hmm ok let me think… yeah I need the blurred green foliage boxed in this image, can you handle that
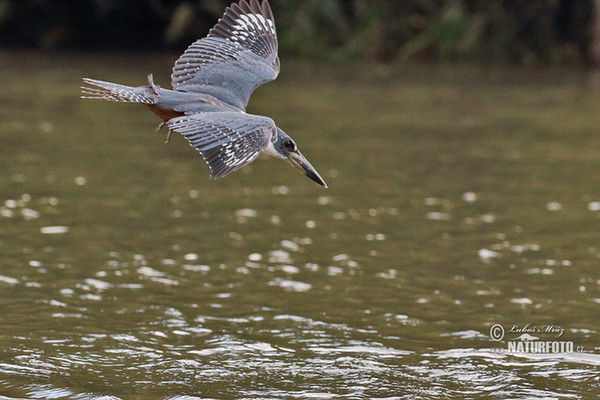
[0,0,594,65]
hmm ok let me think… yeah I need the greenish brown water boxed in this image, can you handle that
[0,51,599,399]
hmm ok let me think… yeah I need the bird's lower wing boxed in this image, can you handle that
[168,112,276,179]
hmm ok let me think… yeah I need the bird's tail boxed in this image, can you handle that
[81,74,159,104]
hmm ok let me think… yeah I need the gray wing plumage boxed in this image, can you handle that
[171,0,279,111]
[168,112,276,179]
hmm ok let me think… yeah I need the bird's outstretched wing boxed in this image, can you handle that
[168,112,276,179]
[171,0,279,111]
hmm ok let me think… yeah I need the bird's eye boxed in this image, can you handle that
[282,140,296,152]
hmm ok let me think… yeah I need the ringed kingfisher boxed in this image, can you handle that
[82,0,327,188]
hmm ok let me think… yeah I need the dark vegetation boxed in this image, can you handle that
[0,0,596,65]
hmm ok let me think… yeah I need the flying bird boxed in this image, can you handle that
[81,0,327,187]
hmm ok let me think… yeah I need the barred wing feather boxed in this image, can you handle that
[168,112,276,179]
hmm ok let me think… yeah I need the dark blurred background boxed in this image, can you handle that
[1,0,599,66]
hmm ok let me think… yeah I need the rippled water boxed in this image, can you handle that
[1,52,599,399]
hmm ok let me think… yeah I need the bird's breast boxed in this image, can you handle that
[145,104,185,121]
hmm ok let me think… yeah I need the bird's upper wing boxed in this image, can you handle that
[168,112,276,179]
[171,0,279,111]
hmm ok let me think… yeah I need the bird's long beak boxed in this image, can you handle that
[286,151,328,188]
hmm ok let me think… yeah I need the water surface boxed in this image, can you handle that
[0,52,599,399]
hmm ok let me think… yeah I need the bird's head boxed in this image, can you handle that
[268,128,328,188]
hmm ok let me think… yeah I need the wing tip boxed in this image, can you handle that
[208,0,276,40]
